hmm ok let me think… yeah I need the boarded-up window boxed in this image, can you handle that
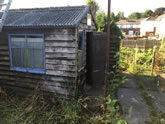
[9,34,45,74]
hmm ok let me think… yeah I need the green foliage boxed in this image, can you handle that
[153,7,165,16]
[86,0,99,16]
[120,47,154,74]
[128,12,142,19]
[160,37,165,51]
[0,89,127,124]
[126,7,165,19]
[96,11,123,38]
[103,96,127,124]
[110,12,118,22]
[142,10,154,18]
[107,53,128,96]
[116,11,125,22]
[96,10,107,32]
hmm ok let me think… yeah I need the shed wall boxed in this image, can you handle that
[77,12,97,67]
[0,28,77,97]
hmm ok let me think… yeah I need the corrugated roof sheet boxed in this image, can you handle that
[3,6,90,28]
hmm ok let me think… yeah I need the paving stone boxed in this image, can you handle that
[121,78,139,89]
[118,88,150,124]
[147,91,165,112]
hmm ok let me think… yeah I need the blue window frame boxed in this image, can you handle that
[8,34,45,74]
[78,31,85,69]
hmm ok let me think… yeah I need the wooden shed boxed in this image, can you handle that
[0,6,97,97]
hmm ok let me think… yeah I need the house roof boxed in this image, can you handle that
[116,19,146,25]
[147,14,165,21]
[3,6,90,29]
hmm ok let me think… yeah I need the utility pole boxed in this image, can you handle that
[104,0,111,108]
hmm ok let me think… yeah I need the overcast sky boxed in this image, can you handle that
[9,0,165,17]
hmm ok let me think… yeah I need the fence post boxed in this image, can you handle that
[151,47,156,75]
[144,39,147,50]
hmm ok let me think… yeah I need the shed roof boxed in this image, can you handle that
[3,5,90,29]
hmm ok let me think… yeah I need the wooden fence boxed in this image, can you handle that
[152,48,165,75]
[121,40,161,49]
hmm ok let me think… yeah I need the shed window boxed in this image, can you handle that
[9,34,45,74]
[78,31,85,69]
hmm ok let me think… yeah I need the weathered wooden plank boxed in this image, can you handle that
[0,66,10,70]
[46,59,76,65]
[46,64,76,71]
[45,47,76,53]
[0,46,9,50]
[0,51,9,55]
[0,56,10,61]
[41,85,71,96]
[43,81,74,88]
[0,72,76,83]
[47,76,75,83]
[0,75,75,88]
[0,61,10,66]
[45,34,75,41]
[46,53,76,59]
[0,80,37,89]
[45,41,76,47]
[46,70,76,77]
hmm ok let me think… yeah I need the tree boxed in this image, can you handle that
[116,11,125,21]
[110,12,117,22]
[96,11,123,38]
[142,10,153,18]
[104,20,123,38]
[86,0,99,18]
[128,12,142,19]
[153,7,165,16]
[96,11,107,32]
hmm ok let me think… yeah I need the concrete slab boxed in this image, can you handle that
[118,88,150,124]
[147,91,165,112]
[121,78,139,89]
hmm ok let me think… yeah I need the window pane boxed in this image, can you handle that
[11,48,22,67]
[33,49,44,69]
[27,36,43,49]
[11,36,26,47]
[22,48,33,68]
[78,32,83,50]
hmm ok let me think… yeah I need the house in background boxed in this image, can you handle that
[140,14,165,40]
[0,6,97,97]
[116,19,142,38]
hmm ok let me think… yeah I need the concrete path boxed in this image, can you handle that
[118,78,150,124]
[118,73,165,124]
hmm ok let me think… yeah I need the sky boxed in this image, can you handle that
[8,0,165,17]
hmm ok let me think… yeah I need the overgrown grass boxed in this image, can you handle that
[0,89,127,124]
[120,47,154,74]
